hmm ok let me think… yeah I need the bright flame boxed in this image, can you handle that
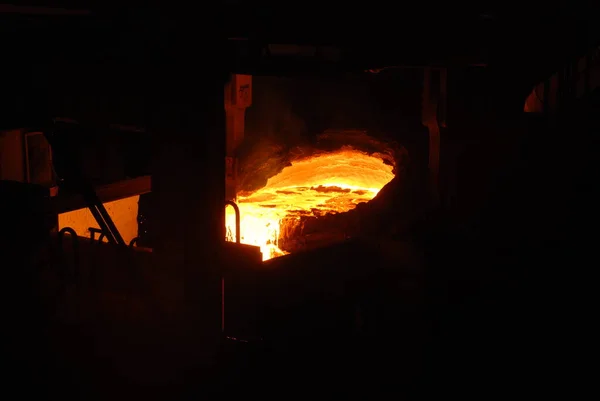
[226,148,394,260]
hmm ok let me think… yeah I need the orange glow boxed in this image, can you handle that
[225,148,394,260]
[58,195,140,244]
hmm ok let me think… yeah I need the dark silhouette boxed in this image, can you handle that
[1,3,598,400]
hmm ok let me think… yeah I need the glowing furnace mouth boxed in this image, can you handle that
[225,148,395,261]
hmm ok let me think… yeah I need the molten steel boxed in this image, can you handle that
[226,148,394,260]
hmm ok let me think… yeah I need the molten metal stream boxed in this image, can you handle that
[225,148,394,260]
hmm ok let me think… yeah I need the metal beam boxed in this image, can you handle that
[52,175,151,214]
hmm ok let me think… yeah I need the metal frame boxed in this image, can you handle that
[44,119,126,246]
[22,131,53,185]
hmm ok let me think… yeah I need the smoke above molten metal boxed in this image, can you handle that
[225,148,394,260]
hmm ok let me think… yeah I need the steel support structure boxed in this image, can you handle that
[422,67,447,206]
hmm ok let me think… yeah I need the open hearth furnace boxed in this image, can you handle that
[3,5,598,396]
[3,66,435,345]
[224,72,428,262]
[28,71,417,265]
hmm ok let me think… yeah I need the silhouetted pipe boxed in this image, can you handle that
[223,200,241,334]
[129,237,139,247]
[225,200,241,244]
[58,226,78,245]
[94,200,126,245]
[58,226,79,271]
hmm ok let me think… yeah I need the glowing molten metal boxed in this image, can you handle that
[226,148,394,260]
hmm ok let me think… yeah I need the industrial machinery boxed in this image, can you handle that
[1,3,599,398]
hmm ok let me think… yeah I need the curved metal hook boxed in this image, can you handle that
[225,200,241,244]
[58,226,80,272]
[129,237,139,247]
[58,226,77,243]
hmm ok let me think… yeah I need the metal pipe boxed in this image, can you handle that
[86,204,116,243]
[58,226,78,245]
[223,200,242,334]
[95,200,125,245]
[82,188,125,245]
[58,226,80,274]
[225,200,241,244]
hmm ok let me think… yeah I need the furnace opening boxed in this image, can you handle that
[226,147,395,260]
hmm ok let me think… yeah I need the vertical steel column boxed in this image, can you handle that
[147,11,226,373]
[224,74,252,201]
[422,67,447,206]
